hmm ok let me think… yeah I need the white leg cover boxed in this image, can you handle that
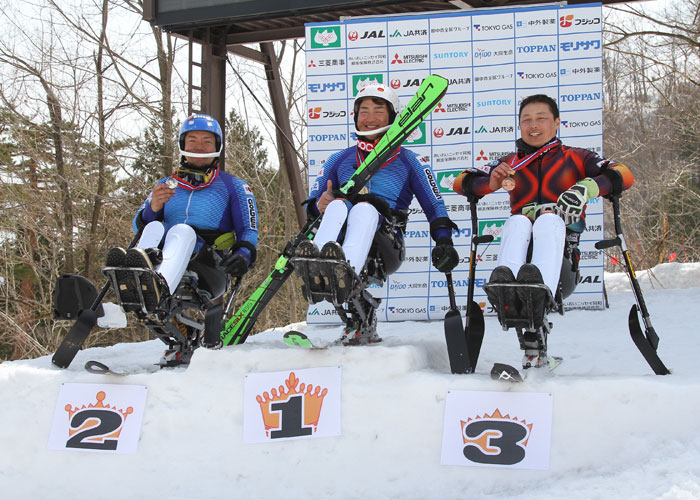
[137,221,165,249]
[313,199,348,250]
[343,202,379,274]
[496,215,532,276]
[530,213,566,294]
[158,224,197,294]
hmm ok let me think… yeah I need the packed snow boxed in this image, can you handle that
[1,262,699,500]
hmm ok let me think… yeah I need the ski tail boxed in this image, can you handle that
[221,75,450,346]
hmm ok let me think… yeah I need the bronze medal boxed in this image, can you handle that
[501,170,515,191]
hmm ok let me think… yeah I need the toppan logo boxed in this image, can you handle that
[517,44,556,54]
[309,133,347,142]
[310,27,341,48]
[561,92,601,102]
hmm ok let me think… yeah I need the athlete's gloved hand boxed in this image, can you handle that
[556,178,600,225]
[221,253,249,278]
[431,238,459,273]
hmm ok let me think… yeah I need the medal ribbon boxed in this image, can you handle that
[355,141,400,174]
[508,138,561,172]
[172,166,220,191]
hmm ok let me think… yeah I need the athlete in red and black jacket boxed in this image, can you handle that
[452,94,634,364]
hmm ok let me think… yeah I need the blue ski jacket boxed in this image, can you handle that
[308,145,454,242]
[134,170,258,263]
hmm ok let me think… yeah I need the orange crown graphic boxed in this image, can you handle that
[460,408,533,450]
[65,391,133,440]
[256,372,328,436]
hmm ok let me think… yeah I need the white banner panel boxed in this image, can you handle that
[243,367,342,443]
[441,390,554,469]
[305,3,605,324]
[48,383,148,454]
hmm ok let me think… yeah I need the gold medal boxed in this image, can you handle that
[501,170,515,191]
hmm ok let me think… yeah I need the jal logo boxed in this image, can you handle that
[348,30,385,41]
[578,275,602,284]
[446,126,470,136]
[390,79,401,89]
[433,127,445,138]
[310,26,341,48]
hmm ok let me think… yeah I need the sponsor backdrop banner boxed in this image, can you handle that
[305,3,604,324]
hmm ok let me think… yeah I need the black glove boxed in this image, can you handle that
[431,238,459,273]
[221,253,249,278]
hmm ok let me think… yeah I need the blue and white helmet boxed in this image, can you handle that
[178,113,223,159]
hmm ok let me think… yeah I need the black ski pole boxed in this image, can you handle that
[595,194,670,375]
[464,194,493,371]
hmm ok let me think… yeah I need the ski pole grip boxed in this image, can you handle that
[595,237,621,250]
[473,235,494,245]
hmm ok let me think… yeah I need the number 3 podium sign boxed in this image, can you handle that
[243,367,342,443]
[48,383,147,454]
[440,390,553,470]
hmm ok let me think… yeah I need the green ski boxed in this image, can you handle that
[221,74,449,345]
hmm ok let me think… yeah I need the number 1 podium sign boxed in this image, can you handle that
[243,367,342,443]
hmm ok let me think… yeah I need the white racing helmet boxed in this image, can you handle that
[353,84,402,137]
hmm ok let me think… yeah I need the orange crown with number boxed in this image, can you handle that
[256,372,328,435]
[65,391,133,439]
[460,408,533,448]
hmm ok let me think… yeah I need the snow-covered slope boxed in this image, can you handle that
[1,263,699,500]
